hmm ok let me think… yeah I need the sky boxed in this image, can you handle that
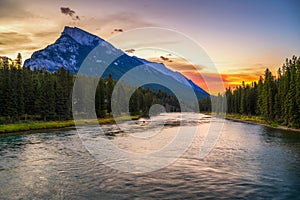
[0,0,299,93]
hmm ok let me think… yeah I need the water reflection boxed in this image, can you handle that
[0,114,299,199]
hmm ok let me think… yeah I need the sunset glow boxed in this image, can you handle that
[1,0,299,93]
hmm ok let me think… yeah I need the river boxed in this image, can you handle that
[0,113,299,199]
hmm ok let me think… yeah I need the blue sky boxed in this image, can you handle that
[0,0,299,89]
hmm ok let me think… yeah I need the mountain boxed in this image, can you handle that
[24,27,106,73]
[24,26,209,99]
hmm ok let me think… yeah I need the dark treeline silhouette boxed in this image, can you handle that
[3,54,297,127]
[197,56,300,128]
[224,56,300,128]
[0,54,180,124]
[0,54,73,123]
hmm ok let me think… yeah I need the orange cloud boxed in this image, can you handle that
[183,71,260,93]
[148,57,204,72]
[160,56,169,61]
[221,73,261,88]
[148,56,262,94]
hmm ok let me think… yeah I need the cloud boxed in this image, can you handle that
[186,72,261,93]
[60,7,80,20]
[0,31,34,55]
[187,72,262,94]
[0,0,32,18]
[33,30,60,38]
[148,57,205,72]
[125,48,135,53]
[221,73,259,84]
[160,56,169,61]
[111,28,123,34]
[114,28,123,32]
[159,54,174,62]
[146,56,214,91]
[147,56,260,93]
[60,7,75,16]
[0,32,32,46]
[81,12,156,37]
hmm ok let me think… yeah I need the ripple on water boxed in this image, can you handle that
[0,113,300,199]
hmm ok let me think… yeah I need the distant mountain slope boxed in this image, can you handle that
[24,26,209,98]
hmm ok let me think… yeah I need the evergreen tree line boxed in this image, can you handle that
[73,73,180,119]
[0,54,180,124]
[0,57,74,123]
[2,54,298,127]
[224,56,300,128]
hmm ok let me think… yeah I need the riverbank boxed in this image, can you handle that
[225,114,300,132]
[0,115,140,134]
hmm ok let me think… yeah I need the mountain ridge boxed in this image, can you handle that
[24,26,209,98]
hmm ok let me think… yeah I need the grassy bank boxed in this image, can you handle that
[225,114,300,132]
[0,115,140,134]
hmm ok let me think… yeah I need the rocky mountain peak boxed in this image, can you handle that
[61,26,103,46]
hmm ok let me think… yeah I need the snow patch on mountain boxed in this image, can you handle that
[62,26,103,46]
[24,26,209,98]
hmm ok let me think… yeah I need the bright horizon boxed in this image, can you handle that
[1,0,300,93]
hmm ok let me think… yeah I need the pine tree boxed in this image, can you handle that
[55,68,70,120]
[23,66,35,118]
[257,76,264,116]
[54,79,65,120]
[2,60,16,122]
[16,65,24,120]
[285,58,297,126]
[295,57,300,127]
[0,60,3,118]
[95,78,106,118]
[240,81,246,114]
[38,72,56,120]
[130,90,139,115]
[106,74,114,115]
[113,82,126,116]
[16,53,22,67]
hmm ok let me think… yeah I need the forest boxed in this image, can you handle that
[197,56,300,128]
[0,54,299,128]
[223,56,300,128]
[0,54,179,124]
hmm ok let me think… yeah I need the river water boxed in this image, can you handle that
[0,113,299,199]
